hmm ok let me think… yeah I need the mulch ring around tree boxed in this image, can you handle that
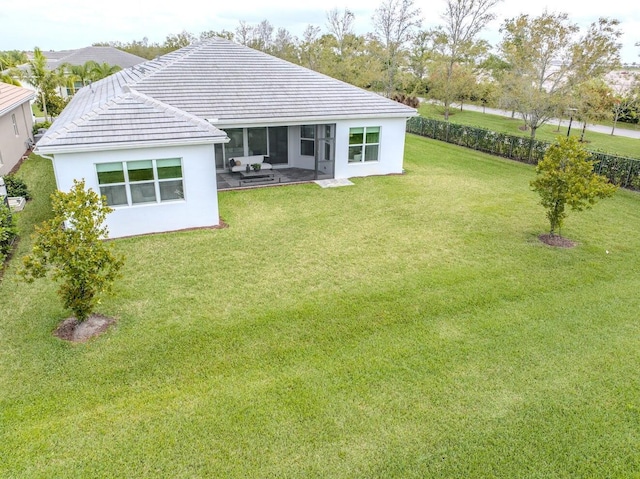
[54,314,116,342]
[538,234,577,248]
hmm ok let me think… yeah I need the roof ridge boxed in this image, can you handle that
[127,42,206,87]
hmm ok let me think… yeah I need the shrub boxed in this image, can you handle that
[0,203,17,263]
[3,174,31,200]
[32,121,52,136]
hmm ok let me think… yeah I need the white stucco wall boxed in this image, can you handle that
[0,102,34,175]
[334,117,408,179]
[51,143,219,238]
[216,117,409,179]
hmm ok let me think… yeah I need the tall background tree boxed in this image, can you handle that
[499,13,621,140]
[372,0,422,97]
[428,0,501,120]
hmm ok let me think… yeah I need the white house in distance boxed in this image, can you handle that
[35,38,417,238]
[0,83,35,175]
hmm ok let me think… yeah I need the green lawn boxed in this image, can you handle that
[2,138,640,478]
[420,103,640,159]
[31,102,44,118]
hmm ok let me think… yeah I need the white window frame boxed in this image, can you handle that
[300,125,315,157]
[96,158,185,207]
[11,114,19,136]
[348,126,380,163]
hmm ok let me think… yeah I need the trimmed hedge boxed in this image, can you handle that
[407,116,640,191]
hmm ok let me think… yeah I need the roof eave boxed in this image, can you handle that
[213,110,418,127]
[35,135,229,155]
[0,92,36,116]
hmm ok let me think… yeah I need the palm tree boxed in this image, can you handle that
[89,62,122,81]
[0,50,26,86]
[26,47,67,122]
[69,62,95,90]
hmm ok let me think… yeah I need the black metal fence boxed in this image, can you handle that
[406,116,640,191]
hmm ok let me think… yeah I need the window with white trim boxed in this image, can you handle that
[11,114,19,136]
[96,158,184,207]
[300,125,315,156]
[348,126,380,163]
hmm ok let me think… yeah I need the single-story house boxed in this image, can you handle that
[0,83,35,175]
[35,38,417,238]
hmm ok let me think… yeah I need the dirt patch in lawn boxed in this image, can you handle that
[538,234,576,248]
[54,314,116,342]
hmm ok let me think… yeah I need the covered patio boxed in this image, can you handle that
[216,167,330,190]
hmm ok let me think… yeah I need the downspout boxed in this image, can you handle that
[36,151,61,191]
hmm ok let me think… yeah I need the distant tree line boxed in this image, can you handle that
[3,0,639,130]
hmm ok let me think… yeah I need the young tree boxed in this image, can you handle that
[21,180,124,322]
[372,0,422,97]
[531,137,617,236]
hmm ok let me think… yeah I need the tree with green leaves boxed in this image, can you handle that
[531,136,617,236]
[21,180,124,322]
[163,30,197,53]
[571,78,615,142]
[429,0,501,120]
[499,14,621,140]
[0,50,26,86]
[26,47,69,121]
[89,61,122,81]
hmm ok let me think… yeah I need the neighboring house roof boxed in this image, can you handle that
[39,46,146,70]
[0,82,35,116]
[37,38,416,153]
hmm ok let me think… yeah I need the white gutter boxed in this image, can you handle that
[211,111,418,127]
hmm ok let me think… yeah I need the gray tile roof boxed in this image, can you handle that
[0,83,35,116]
[42,47,146,69]
[38,86,226,149]
[37,38,416,152]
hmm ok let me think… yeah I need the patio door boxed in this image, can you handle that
[316,124,335,179]
[268,126,288,165]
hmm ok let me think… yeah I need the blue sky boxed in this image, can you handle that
[2,0,639,63]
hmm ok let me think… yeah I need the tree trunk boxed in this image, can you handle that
[40,90,49,123]
[580,121,587,142]
[611,112,619,135]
